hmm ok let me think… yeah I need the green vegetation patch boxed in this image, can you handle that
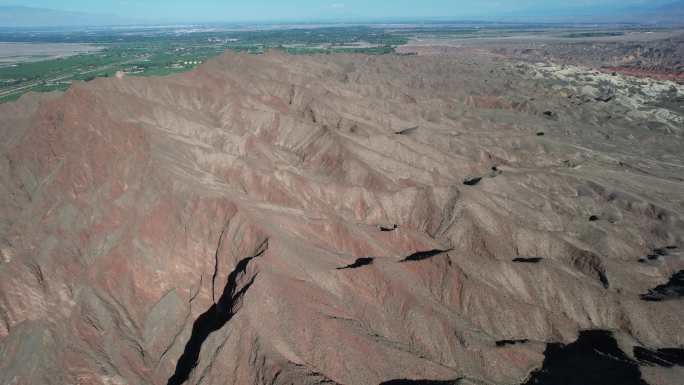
[0,26,411,103]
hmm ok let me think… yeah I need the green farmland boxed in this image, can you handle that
[0,26,407,103]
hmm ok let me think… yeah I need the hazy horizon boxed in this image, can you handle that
[0,0,682,26]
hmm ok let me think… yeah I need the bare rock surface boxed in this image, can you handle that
[397,31,684,83]
[1,50,684,385]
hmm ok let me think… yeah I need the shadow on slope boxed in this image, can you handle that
[521,330,647,385]
[167,245,266,385]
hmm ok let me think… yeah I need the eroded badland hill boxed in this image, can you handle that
[1,50,683,385]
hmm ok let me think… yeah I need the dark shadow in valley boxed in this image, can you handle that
[337,257,374,270]
[463,177,482,186]
[639,246,677,263]
[395,126,418,135]
[496,339,529,347]
[167,247,266,385]
[513,257,543,263]
[380,379,461,385]
[597,269,610,289]
[542,110,557,120]
[401,249,453,262]
[521,330,648,385]
[640,270,684,302]
[634,346,684,367]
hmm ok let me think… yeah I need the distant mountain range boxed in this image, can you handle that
[1,2,684,27]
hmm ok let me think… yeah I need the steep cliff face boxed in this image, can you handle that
[0,51,683,385]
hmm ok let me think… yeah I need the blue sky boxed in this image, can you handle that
[0,0,675,22]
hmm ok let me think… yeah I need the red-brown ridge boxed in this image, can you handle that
[1,50,683,385]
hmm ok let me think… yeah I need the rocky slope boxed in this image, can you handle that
[398,32,684,83]
[0,50,683,385]
[490,34,684,82]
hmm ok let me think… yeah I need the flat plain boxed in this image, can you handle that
[0,42,101,65]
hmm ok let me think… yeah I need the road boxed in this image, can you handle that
[0,58,141,99]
